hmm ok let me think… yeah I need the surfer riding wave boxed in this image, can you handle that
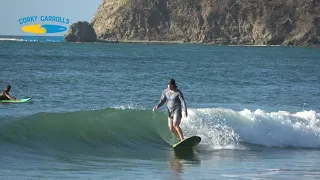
[153,79,188,142]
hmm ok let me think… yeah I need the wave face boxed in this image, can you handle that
[1,108,320,156]
[0,108,171,156]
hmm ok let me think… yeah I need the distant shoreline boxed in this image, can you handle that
[96,38,266,46]
[0,35,318,47]
[97,39,185,44]
[95,38,319,47]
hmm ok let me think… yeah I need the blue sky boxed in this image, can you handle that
[0,0,102,35]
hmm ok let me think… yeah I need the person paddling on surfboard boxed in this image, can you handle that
[0,85,17,101]
[153,79,188,142]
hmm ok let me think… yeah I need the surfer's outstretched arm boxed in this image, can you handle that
[153,90,167,111]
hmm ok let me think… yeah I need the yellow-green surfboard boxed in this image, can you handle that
[0,98,32,103]
[173,136,201,149]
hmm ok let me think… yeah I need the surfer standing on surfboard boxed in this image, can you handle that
[0,85,17,101]
[153,79,188,142]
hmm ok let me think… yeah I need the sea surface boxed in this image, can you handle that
[1,39,320,179]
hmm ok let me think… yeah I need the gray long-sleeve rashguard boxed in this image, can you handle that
[156,88,187,117]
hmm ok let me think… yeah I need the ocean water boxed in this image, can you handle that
[1,40,320,179]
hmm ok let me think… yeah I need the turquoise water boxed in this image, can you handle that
[1,41,320,179]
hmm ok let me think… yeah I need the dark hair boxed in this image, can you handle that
[6,85,11,90]
[168,79,176,85]
[168,79,177,88]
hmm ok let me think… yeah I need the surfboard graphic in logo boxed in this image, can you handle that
[21,24,67,34]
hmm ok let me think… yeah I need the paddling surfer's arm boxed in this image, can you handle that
[4,92,17,100]
[153,90,167,111]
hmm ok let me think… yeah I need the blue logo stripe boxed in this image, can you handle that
[41,24,67,33]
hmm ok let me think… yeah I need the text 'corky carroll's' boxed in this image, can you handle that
[19,16,70,25]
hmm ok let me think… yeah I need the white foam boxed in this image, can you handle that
[111,103,145,110]
[182,108,320,150]
[0,38,23,42]
[182,108,244,150]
